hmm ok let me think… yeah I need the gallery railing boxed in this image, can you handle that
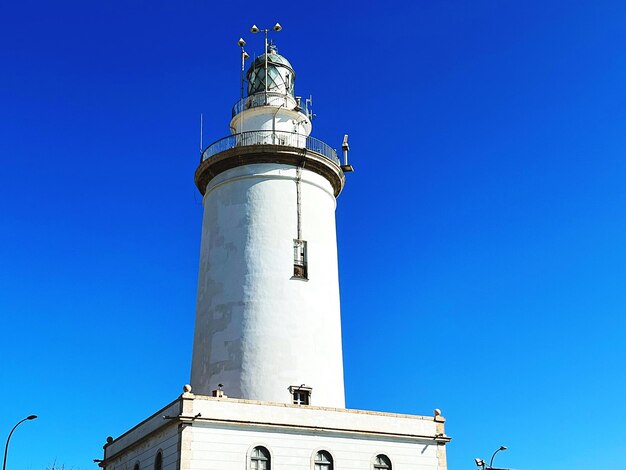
[200,130,340,166]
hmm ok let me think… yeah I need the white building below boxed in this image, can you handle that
[102,388,449,470]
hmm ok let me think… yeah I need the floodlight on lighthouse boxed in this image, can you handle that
[246,23,283,97]
[238,38,250,101]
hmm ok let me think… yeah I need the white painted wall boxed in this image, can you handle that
[183,397,445,470]
[230,106,312,136]
[104,396,448,470]
[187,425,440,470]
[190,163,345,407]
[104,400,181,470]
[188,396,440,438]
[105,423,179,470]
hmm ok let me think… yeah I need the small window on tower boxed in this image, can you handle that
[293,239,308,279]
[289,385,312,405]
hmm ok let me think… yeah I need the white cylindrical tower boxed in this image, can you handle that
[191,41,347,408]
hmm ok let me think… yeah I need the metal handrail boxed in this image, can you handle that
[200,130,340,166]
[232,92,299,117]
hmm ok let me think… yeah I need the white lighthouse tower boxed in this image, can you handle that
[99,27,450,470]
[190,30,347,408]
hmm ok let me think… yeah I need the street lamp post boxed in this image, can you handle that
[489,445,508,469]
[474,445,508,470]
[2,415,37,470]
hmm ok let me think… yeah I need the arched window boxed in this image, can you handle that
[373,455,391,470]
[314,451,333,470]
[250,446,270,470]
[154,451,162,470]
[133,463,140,470]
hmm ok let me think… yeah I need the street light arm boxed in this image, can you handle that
[489,446,507,469]
[3,416,37,470]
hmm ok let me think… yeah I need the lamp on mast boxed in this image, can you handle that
[250,23,282,103]
[237,38,249,101]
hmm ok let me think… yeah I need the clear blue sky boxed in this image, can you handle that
[1,1,625,469]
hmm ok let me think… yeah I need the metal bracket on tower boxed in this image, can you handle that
[305,95,316,121]
[341,134,354,173]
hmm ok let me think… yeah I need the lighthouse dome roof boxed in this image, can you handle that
[257,50,293,69]
[246,45,296,97]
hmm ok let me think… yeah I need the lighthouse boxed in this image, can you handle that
[99,26,450,470]
[190,31,347,408]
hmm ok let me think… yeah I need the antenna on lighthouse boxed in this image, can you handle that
[305,95,316,120]
[199,113,203,153]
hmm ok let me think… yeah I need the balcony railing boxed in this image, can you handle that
[232,92,300,117]
[200,130,340,166]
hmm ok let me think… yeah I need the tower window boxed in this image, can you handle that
[314,451,333,470]
[293,239,308,279]
[373,455,391,470]
[134,463,140,470]
[250,446,270,470]
[289,385,312,405]
[154,451,162,470]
